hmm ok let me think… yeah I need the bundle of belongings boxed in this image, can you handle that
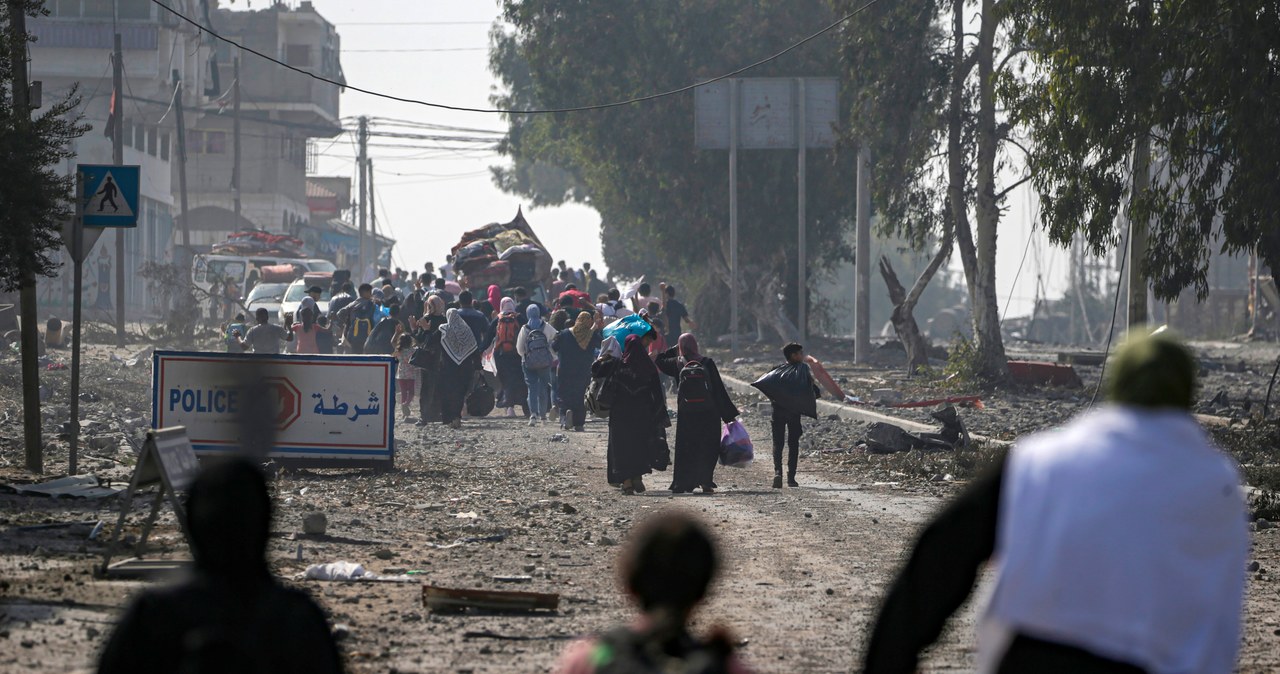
[211,230,307,257]
[450,209,553,289]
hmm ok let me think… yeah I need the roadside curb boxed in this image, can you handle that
[720,373,1012,448]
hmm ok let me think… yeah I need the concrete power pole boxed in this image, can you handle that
[232,56,241,224]
[112,32,125,347]
[357,116,368,282]
[8,0,42,472]
[1127,134,1151,330]
[172,71,190,249]
[854,145,871,363]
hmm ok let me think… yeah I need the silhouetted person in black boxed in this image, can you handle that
[98,459,344,674]
[97,176,119,212]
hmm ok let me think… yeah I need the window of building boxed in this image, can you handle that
[117,0,150,20]
[205,131,226,154]
[147,126,158,156]
[160,133,170,161]
[285,45,312,68]
[133,123,145,150]
[51,0,81,18]
[83,0,112,18]
[186,129,202,154]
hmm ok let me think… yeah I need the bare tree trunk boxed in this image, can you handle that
[879,237,951,374]
[970,0,1010,381]
[949,0,978,303]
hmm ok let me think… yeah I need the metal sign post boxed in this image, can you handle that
[695,78,838,351]
[63,173,103,475]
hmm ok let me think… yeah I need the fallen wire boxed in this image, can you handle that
[1088,222,1133,407]
[1264,356,1280,418]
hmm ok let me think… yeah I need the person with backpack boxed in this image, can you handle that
[335,283,377,354]
[490,297,529,418]
[656,333,740,494]
[98,459,344,674]
[363,304,402,355]
[517,304,557,426]
[553,512,753,674]
[553,311,603,431]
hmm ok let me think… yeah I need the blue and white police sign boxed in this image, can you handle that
[79,164,140,228]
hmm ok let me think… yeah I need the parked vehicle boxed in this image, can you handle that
[278,274,333,325]
[244,282,290,320]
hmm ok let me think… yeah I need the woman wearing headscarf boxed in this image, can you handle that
[591,331,669,494]
[517,304,558,426]
[488,296,528,418]
[656,333,739,494]
[431,308,481,429]
[486,284,502,315]
[552,311,603,431]
[411,295,448,425]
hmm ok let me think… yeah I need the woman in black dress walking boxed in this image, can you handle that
[656,333,739,494]
[591,331,668,494]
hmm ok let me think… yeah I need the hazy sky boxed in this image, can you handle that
[300,0,1068,319]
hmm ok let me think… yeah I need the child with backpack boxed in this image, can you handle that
[655,333,739,494]
[517,304,558,426]
[553,512,754,674]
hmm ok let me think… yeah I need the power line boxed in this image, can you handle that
[344,47,487,53]
[152,0,884,115]
[335,21,492,26]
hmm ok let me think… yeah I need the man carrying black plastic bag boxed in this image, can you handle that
[751,343,819,489]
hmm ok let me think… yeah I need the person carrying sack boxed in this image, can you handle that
[751,343,819,489]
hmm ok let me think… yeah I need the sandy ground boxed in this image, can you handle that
[2,339,1280,672]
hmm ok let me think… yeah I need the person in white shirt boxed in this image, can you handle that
[863,329,1248,674]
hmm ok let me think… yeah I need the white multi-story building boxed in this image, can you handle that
[31,0,209,316]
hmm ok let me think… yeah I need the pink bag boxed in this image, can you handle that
[719,420,754,468]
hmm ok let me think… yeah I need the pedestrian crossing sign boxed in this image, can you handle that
[79,164,140,227]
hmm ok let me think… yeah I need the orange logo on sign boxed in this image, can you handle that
[261,377,302,430]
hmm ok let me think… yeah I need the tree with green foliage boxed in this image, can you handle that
[838,0,1022,381]
[489,1,855,340]
[1,1,86,292]
[1005,0,1280,301]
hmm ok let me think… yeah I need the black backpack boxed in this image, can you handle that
[677,359,714,412]
[591,627,730,674]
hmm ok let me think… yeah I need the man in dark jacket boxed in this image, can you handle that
[98,459,344,674]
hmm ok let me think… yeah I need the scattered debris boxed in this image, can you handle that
[302,512,328,536]
[2,475,120,499]
[423,585,560,613]
[1007,360,1083,388]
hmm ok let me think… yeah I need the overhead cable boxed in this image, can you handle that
[151,0,885,115]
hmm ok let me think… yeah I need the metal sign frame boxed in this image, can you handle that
[99,427,196,576]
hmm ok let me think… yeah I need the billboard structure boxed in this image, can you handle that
[694,77,840,346]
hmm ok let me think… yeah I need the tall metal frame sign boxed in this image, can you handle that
[695,78,839,348]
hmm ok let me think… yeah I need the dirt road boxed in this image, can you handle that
[4,382,1280,672]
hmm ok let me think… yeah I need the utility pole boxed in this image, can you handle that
[1127,134,1151,330]
[172,71,190,250]
[368,157,377,270]
[796,78,807,342]
[112,32,125,347]
[357,115,368,283]
[728,80,739,355]
[854,145,871,363]
[232,56,241,224]
[8,0,42,472]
